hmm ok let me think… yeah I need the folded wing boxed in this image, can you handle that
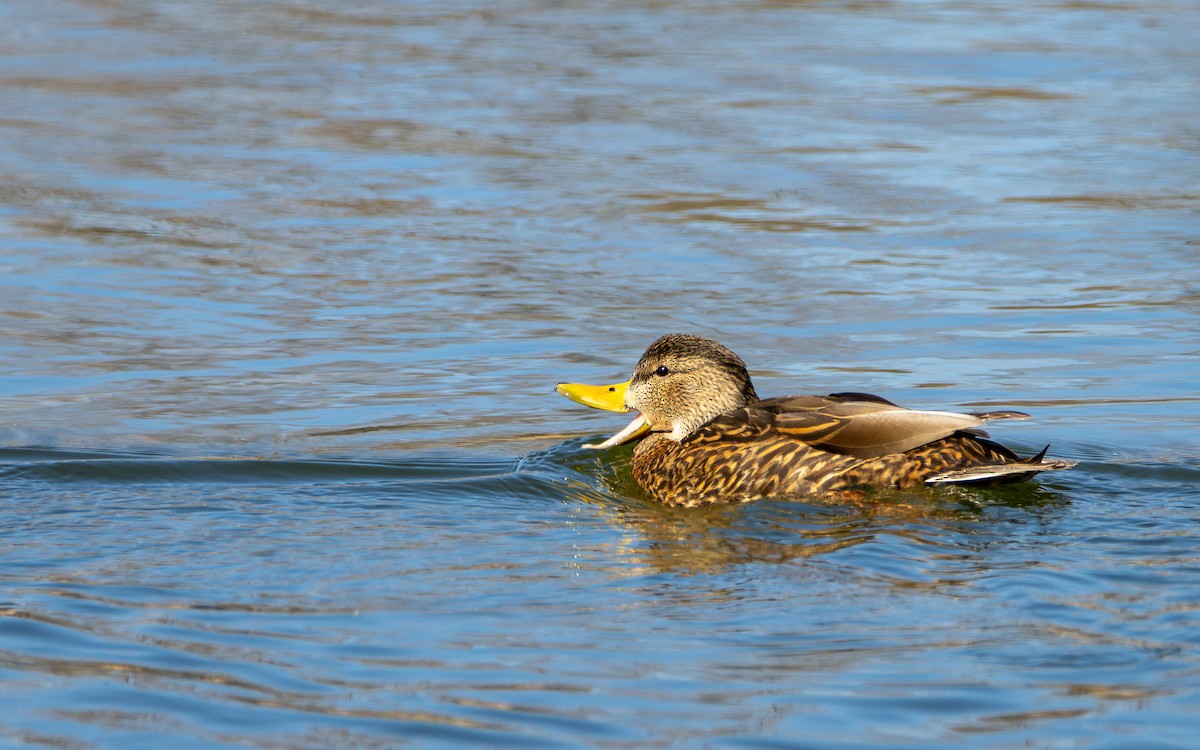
[692,393,1031,459]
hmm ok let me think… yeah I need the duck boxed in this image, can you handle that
[556,333,1074,506]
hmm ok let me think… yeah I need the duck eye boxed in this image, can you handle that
[655,365,670,377]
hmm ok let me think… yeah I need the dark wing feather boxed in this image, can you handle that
[827,391,901,406]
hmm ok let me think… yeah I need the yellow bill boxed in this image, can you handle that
[554,380,631,412]
[554,379,650,449]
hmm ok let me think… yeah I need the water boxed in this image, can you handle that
[1,0,1198,747]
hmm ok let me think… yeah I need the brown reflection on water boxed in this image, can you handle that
[299,197,434,217]
[4,647,286,700]
[1003,193,1200,209]
[615,505,872,575]
[629,191,886,231]
[304,118,539,158]
[913,85,1075,103]
[576,482,1060,580]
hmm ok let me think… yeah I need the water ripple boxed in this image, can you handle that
[2,0,1199,746]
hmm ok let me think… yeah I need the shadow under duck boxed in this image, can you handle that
[557,333,1074,507]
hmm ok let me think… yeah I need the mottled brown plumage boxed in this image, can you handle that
[611,333,1074,506]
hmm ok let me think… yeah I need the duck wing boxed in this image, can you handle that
[692,394,1031,459]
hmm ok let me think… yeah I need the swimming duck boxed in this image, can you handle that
[557,333,1074,506]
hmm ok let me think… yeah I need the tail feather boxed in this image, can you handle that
[925,444,1075,486]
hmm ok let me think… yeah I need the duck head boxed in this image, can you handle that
[626,333,759,441]
[558,334,759,449]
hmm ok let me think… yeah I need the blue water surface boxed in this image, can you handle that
[1,1,1198,748]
